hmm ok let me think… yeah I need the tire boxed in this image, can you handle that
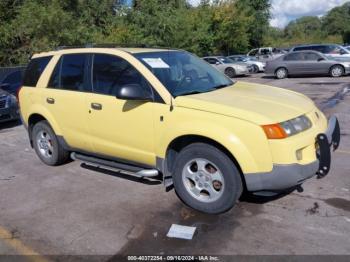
[252,64,259,73]
[330,65,344,77]
[172,143,243,214]
[32,120,69,166]
[225,67,236,78]
[275,67,288,79]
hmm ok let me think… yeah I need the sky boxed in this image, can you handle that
[188,0,349,28]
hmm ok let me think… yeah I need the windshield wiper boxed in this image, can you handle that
[175,89,215,97]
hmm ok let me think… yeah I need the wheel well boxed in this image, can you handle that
[28,114,47,146]
[165,135,247,189]
[275,67,287,74]
[330,64,345,72]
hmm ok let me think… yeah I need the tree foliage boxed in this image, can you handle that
[0,0,349,66]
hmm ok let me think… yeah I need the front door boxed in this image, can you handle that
[86,54,156,166]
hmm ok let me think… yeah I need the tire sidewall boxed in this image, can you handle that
[275,68,287,79]
[225,67,236,78]
[253,64,259,73]
[330,65,344,77]
[172,143,242,214]
[32,121,60,166]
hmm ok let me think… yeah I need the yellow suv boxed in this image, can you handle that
[19,47,341,214]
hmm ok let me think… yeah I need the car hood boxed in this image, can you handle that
[174,82,315,125]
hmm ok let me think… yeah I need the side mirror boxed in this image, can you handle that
[116,84,153,101]
[215,61,220,65]
[318,58,325,62]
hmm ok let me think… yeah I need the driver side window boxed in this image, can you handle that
[92,54,150,97]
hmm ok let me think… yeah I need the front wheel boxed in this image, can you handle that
[330,65,344,77]
[252,64,259,73]
[225,67,236,78]
[32,121,69,166]
[172,143,243,214]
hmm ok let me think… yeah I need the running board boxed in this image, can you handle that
[71,152,159,178]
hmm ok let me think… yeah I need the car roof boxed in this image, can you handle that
[292,44,339,49]
[32,47,179,58]
[286,50,325,56]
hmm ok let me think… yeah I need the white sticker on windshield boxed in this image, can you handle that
[142,58,170,68]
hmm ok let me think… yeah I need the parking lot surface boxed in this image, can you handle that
[0,74,350,259]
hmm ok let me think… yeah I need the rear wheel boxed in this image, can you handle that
[275,67,288,79]
[330,65,344,77]
[172,143,243,214]
[225,67,236,78]
[32,121,69,166]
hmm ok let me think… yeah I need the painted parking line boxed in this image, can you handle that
[0,226,48,262]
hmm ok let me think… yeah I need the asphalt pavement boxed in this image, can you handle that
[0,74,349,260]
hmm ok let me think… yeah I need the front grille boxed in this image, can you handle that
[0,98,7,109]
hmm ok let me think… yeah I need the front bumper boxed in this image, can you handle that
[345,66,350,75]
[0,103,20,123]
[244,116,341,192]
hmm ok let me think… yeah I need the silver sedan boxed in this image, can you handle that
[265,51,350,79]
[202,56,252,78]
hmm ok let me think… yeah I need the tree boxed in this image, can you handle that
[323,2,350,43]
[236,0,270,48]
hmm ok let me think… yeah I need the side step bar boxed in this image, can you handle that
[71,152,159,178]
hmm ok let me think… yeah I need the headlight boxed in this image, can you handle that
[280,115,312,136]
[262,115,312,139]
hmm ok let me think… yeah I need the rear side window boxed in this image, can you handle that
[48,54,87,91]
[284,53,301,61]
[23,56,52,87]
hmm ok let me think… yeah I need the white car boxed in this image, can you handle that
[203,56,252,78]
[228,55,265,72]
[247,47,286,62]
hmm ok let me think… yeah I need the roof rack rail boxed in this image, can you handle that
[55,43,173,50]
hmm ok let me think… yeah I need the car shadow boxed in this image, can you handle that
[240,187,297,204]
[0,119,22,131]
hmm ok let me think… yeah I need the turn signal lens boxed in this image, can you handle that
[262,124,288,139]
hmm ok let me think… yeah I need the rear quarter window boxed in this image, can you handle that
[23,56,52,87]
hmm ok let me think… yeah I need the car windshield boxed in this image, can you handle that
[247,56,257,61]
[134,51,234,97]
[218,57,234,64]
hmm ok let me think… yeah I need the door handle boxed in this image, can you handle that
[46,98,55,104]
[91,103,102,110]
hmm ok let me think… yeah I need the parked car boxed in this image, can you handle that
[202,56,252,77]
[0,70,23,123]
[19,47,340,214]
[247,47,286,62]
[290,44,350,60]
[228,55,266,72]
[265,51,350,79]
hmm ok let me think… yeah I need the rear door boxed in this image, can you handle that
[40,53,93,152]
[283,53,303,74]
